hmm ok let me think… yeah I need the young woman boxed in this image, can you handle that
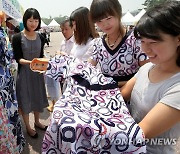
[12,8,48,138]
[121,1,180,153]
[69,6,99,61]
[88,0,148,87]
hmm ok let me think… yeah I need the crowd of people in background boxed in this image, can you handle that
[0,0,180,153]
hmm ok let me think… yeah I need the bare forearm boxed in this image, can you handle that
[120,77,136,102]
[118,81,127,88]
[138,103,180,139]
[19,58,31,65]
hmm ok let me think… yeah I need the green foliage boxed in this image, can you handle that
[42,15,69,25]
[54,16,69,24]
[41,18,51,25]
[143,0,169,9]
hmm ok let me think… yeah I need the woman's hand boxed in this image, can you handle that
[30,58,49,73]
[56,51,67,56]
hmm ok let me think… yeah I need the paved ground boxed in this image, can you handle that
[21,32,63,154]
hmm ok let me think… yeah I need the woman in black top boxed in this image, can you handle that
[12,8,48,138]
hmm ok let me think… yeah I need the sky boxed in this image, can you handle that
[17,0,145,18]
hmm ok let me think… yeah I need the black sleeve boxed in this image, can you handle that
[39,33,45,58]
[12,33,23,63]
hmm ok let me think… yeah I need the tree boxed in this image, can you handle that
[41,18,52,25]
[42,15,69,25]
[54,15,69,24]
[143,0,169,9]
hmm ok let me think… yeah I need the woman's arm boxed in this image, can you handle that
[12,33,23,63]
[121,76,180,139]
[120,77,136,102]
[118,81,128,88]
[139,103,180,139]
[19,58,31,65]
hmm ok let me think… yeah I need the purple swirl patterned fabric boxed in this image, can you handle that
[42,55,146,154]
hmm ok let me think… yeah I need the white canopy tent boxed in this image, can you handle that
[48,19,60,31]
[41,20,47,27]
[134,9,146,24]
[121,11,135,26]
[48,19,59,27]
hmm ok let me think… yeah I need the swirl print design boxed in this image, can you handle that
[42,55,146,154]
[91,31,147,80]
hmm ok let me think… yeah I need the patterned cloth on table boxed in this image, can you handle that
[42,55,146,154]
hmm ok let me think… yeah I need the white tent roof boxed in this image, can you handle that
[134,9,146,23]
[121,11,135,26]
[48,19,59,27]
[41,20,47,27]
